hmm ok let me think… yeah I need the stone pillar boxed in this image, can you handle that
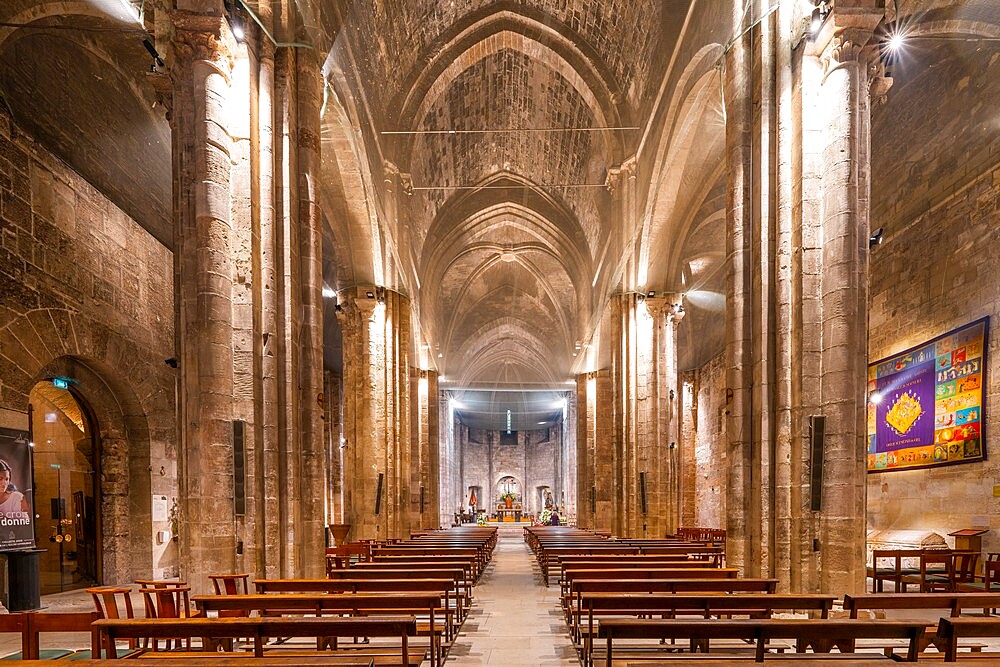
[608,293,683,538]
[411,369,440,530]
[811,6,889,595]
[170,11,329,587]
[339,288,412,541]
[294,48,326,578]
[439,390,458,526]
[577,371,616,531]
[723,0,888,594]
[324,370,343,527]
[563,390,578,520]
[170,12,238,593]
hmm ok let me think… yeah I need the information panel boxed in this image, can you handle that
[867,317,989,473]
[0,427,35,549]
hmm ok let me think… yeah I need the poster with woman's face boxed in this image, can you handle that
[0,427,35,550]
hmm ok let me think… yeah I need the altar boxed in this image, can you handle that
[497,508,522,522]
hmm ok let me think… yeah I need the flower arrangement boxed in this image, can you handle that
[536,508,552,526]
[476,514,487,526]
[500,491,517,503]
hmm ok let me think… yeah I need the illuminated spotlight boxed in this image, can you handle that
[223,0,246,43]
[869,392,883,405]
[869,227,884,249]
[537,421,547,425]
[888,32,905,51]
[322,286,336,299]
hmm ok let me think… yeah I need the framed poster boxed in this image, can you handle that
[867,317,989,473]
[0,427,36,549]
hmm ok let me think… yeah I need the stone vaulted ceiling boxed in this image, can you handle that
[327,0,697,428]
[0,0,171,247]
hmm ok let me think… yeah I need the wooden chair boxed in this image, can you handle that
[916,551,955,592]
[87,586,138,653]
[138,585,193,650]
[954,551,981,590]
[209,573,250,596]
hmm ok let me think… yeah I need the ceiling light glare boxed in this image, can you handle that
[119,0,142,24]
[888,32,904,51]
[322,286,336,299]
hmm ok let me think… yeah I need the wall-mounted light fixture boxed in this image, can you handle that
[810,0,832,36]
[671,303,686,322]
[223,0,247,43]
[869,227,884,249]
[142,38,165,70]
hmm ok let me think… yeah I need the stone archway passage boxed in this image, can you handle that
[28,381,101,594]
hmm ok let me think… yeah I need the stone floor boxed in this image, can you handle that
[447,531,578,665]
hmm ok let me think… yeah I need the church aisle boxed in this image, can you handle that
[447,530,578,665]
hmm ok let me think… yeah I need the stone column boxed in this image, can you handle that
[170,12,238,592]
[170,12,329,586]
[411,369,440,530]
[576,368,616,531]
[810,7,889,595]
[324,370,343,527]
[608,293,683,538]
[723,0,888,594]
[294,48,326,578]
[339,287,412,541]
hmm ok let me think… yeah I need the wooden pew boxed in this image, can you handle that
[540,547,722,584]
[0,611,99,660]
[192,594,444,666]
[324,568,472,616]
[94,616,418,665]
[578,594,837,667]
[370,549,482,579]
[252,579,463,636]
[10,660,377,666]
[936,617,1000,661]
[564,579,779,638]
[597,618,927,665]
[351,559,477,587]
[844,593,1000,657]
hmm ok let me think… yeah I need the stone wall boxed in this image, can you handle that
[866,37,1000,553]
[459,424,564,517]
[680,353,727,529]
[0,109,176,583]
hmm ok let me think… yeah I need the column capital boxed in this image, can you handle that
[810,12,893,103]
[168,11,237,74]
[605,155,637,194]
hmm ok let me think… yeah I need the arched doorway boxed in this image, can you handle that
[28,381,101,594]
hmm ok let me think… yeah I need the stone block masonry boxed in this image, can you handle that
[0,107,176,585]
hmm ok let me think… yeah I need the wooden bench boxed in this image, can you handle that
[0,611,99,660]
[844,593,1000,657]
[93,616,418,665]
[597,618,927,665]
[371,548,483,579]
[10,660,376,666]
[192,594,444,666]
[936,617,1000,661]
[578,593,838,667]
[253,578,465,627]
[323,568,472,616]
[565,579,779,632]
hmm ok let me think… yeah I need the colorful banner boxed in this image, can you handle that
[0,427,35,549]
[868,317,989,472]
